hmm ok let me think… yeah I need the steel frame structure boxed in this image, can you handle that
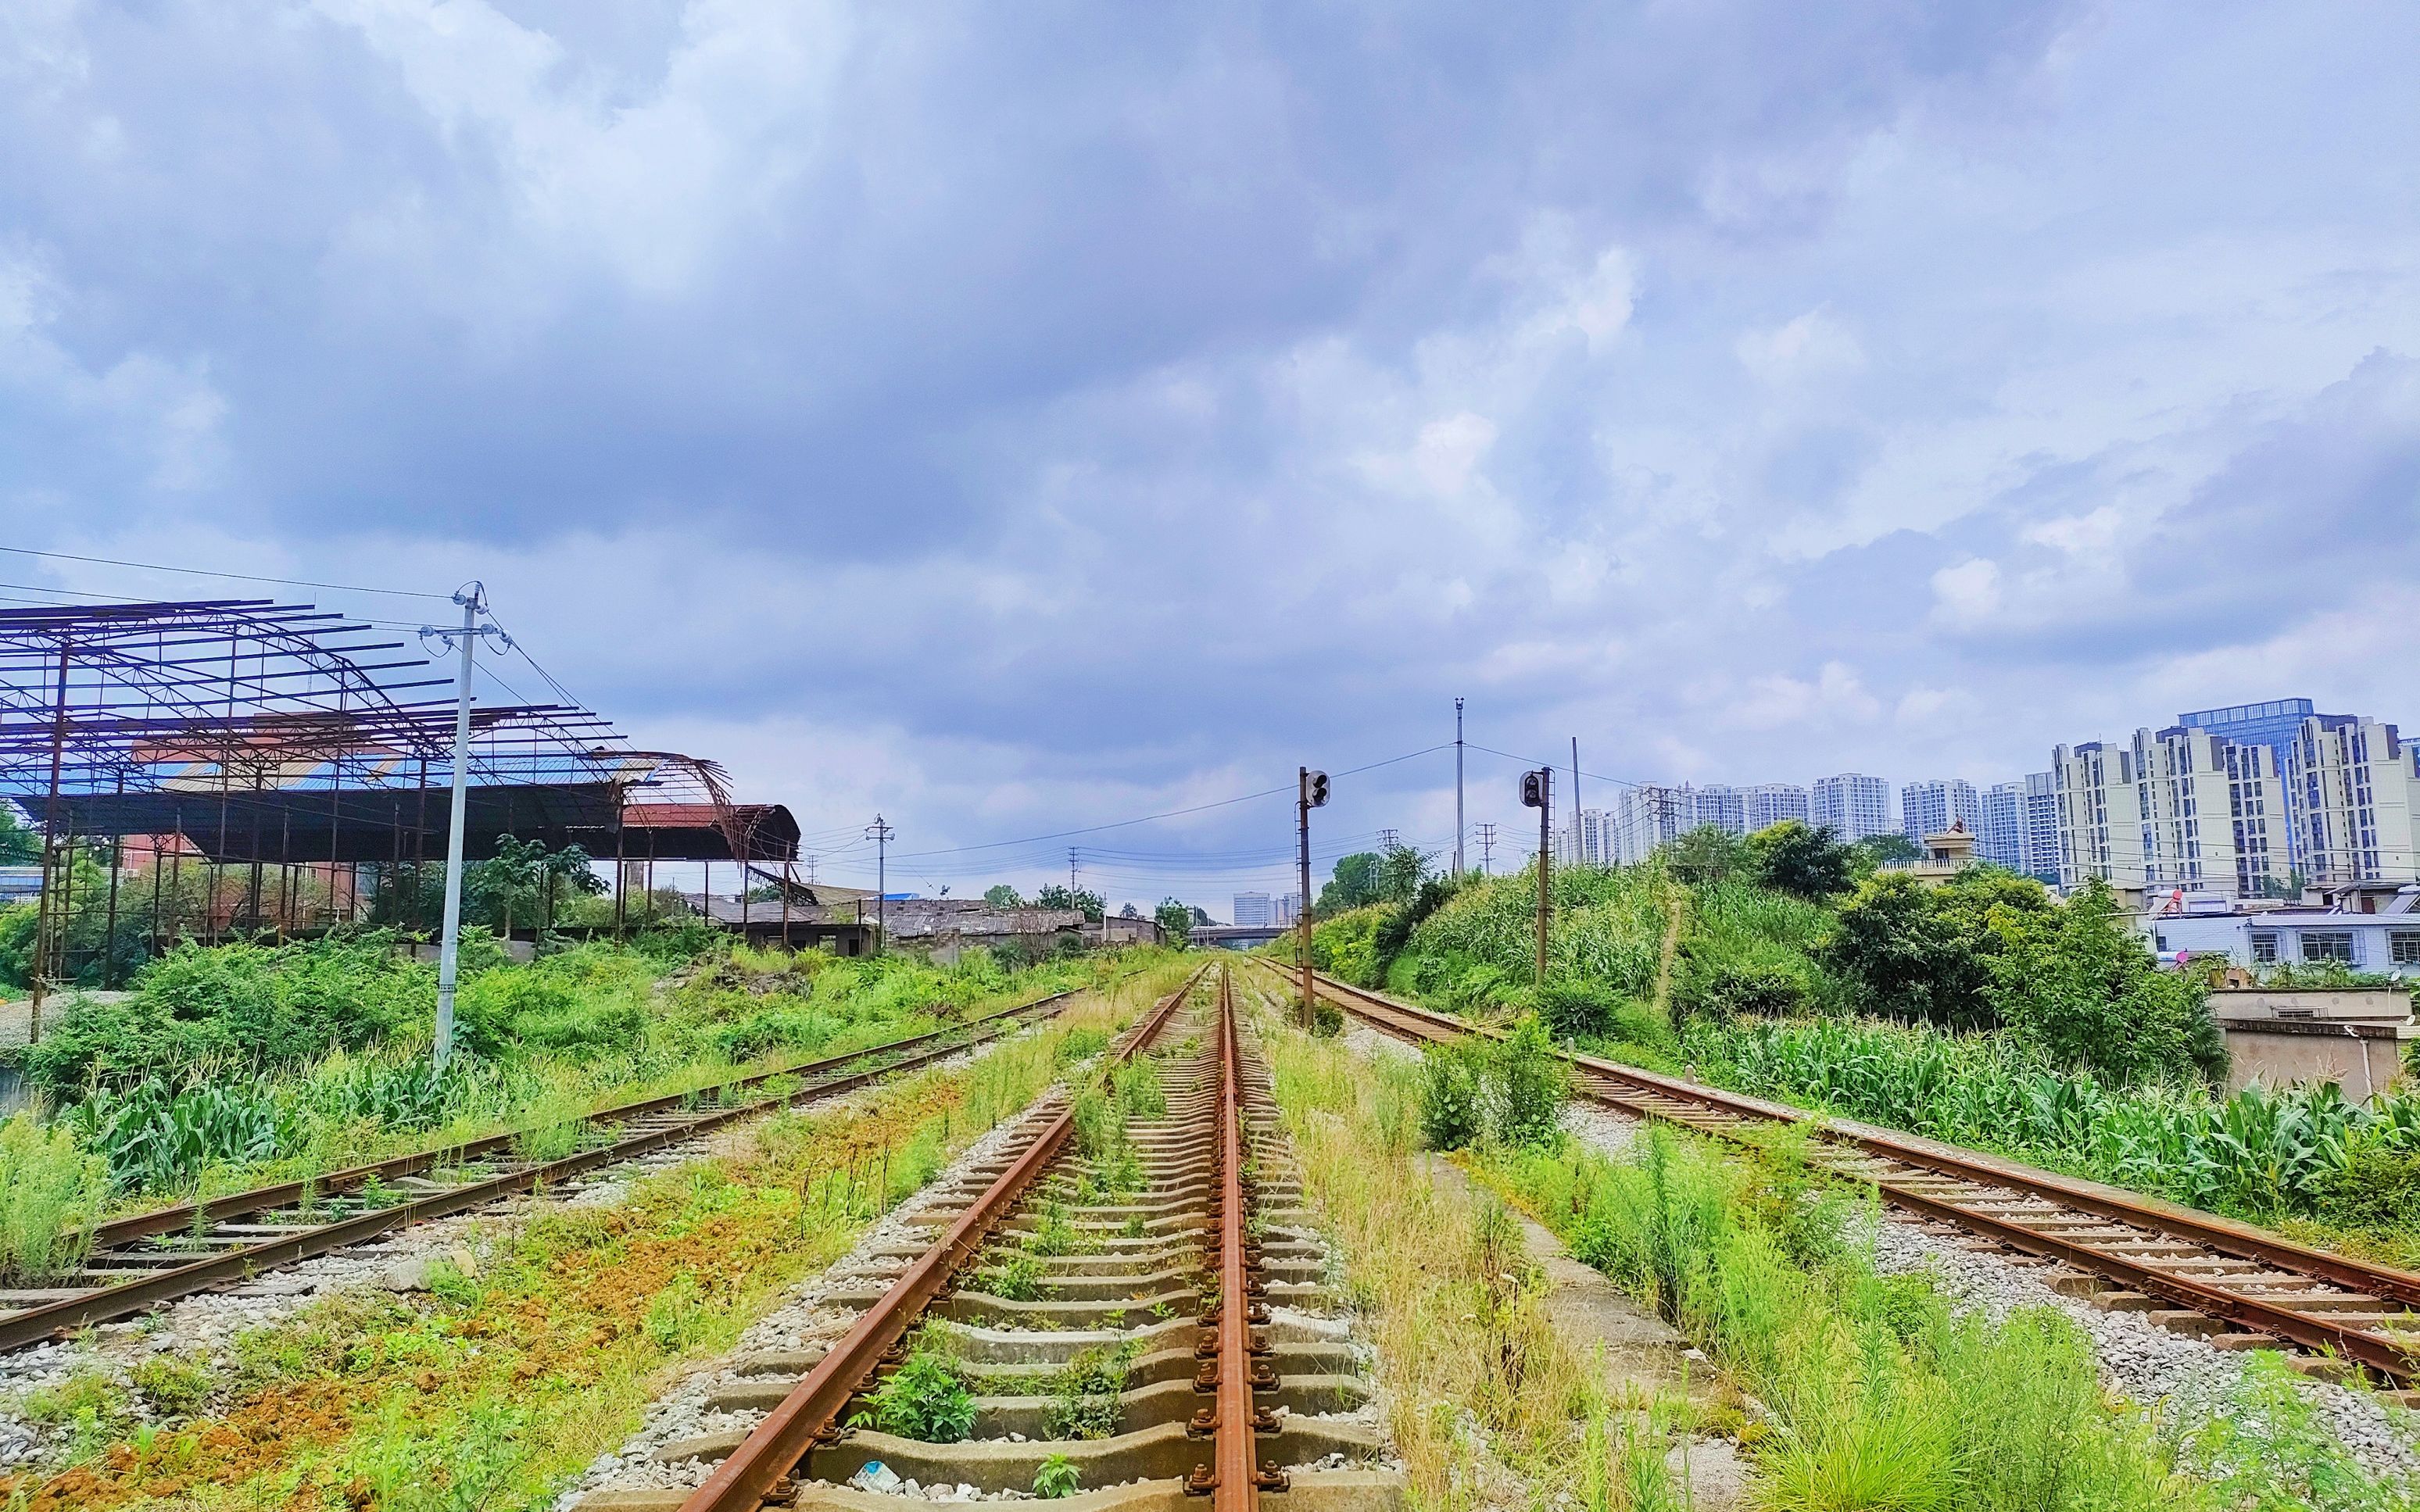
[0,599,793,1002]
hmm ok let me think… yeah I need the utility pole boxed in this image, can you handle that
[1377,827,1399,851]
[1521,767,1552,986]
[1298,766,1327,1030]
[869,817,895,953]
[421,583,510,1072]
[1068,847,1079,895]
[1570,737,1583,867]
[1477,822,1496,875]
[1454,698,1466,878]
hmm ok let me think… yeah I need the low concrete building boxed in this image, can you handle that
[2148,883,2420,977]
[2208,986,2417,1103]
[1902,822,1979,888]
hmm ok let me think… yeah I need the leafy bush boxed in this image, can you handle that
[23,932,434,1093]
[1416,1017,1565,1150]
[1417,1042,1484,1150]
[1044,1342,1136,1439]
[1034,1454,1081,1499]
[1536,981,1616,1040]
[857,1348,976,1442]
[0,1112,108,1284]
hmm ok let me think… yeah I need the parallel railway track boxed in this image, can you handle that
[665,963,1394,1512]
[0,986,1088,1355]
[1259,956,2420,1388]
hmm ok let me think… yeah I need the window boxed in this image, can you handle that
[2393,932,2420,967]
[2301,931,2356,963]
[2251,931,2279,963]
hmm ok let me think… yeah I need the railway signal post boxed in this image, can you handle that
[1521,766,1552,985]
[1298,765,1327,1030]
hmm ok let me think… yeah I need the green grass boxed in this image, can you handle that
[0,1110,107,1285]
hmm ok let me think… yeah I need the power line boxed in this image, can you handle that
[887,743,1454,860]
[0,545,452,602]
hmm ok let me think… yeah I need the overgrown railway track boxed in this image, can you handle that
[0,987,1087,1356]
[1262,957,2420,1389]
[651,963,1396,1512]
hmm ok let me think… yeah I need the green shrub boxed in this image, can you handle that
[1487,1016,1566,1148]
[1417,1042,1484,1150]
[0,1112,108,1284]
[22,932,435,1092]
[1536,981,1616,1040]
[1034,1453,1081,1499]
[857,1348,976,1442]
[1044,1342,1136,1439]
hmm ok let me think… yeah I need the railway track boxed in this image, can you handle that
[1260,956,2420,1390]
[635,964,1398,1512]
[0,986,1088,1356]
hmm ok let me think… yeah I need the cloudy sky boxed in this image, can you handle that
[4,2,2416,910]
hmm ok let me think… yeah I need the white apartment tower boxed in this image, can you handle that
[2021,770,2064,883]
[1980,782,2024,870]
[2129,726,2291,898]
[2287,716,2420,885]
[1900,779,1981,845]
[1231,892,1273,928]
[1810,773,1892,842]
[2053,729,2289,898]
[1742,784,1810,832]
[2053,741,2143,892]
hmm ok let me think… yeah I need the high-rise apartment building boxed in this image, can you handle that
[2021,770,2064,883]
[1554,809,1616,865]
[1231,892,1273,928]
[2053,740,2143,891]
[1810,773,1892,842]
[1273,893,1301,927]
[2129,726,2291,897]
[1980,782,2024,870]
[2286,715,2420,885]
[2180,699,2335,867]
[1900,779,1981,845]
[1683,785,1745,835]
[2053,729,2290,898]
[1742,784,1810,832]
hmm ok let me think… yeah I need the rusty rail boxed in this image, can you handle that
[1188,967,1281,1508]
[1260,956,2420,1382]
[681,963,1209,1512]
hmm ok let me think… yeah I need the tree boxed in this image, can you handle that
[1992,878,2224,1085]
[0,802,37,865]
[1663,824,1752,885]
[1155,898,1193,945]
[1316,852,1383,913]
[1748,820,1855,899]
[1820,871,1995,1029]
[984,884,1025,907]
[1118,903,1140,918]
[1376,841,1433,905]
[466,835,605,936]
[1853,832,1922,871]
[1033,885,1105,922]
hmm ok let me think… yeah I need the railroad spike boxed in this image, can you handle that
[1256,1462,1292,1492]
[1187,1407,1217,1438]
[1185,1465,1218,1496]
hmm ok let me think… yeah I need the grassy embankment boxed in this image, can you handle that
[0,955,1195,1511]
[1309,860,2420,1266]
[0,933,1138,1291]
[1269,974,2420,1512]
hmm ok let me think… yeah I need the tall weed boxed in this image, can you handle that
[0,1111,108,1283]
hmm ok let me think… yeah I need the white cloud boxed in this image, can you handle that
[1735,306,1866,384]
[1928,557,2002,627]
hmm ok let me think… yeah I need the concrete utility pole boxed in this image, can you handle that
[869,817,895,953]
[423,583,509,1072]
[1454,698,1466,878]
[1570,737,1583,866]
